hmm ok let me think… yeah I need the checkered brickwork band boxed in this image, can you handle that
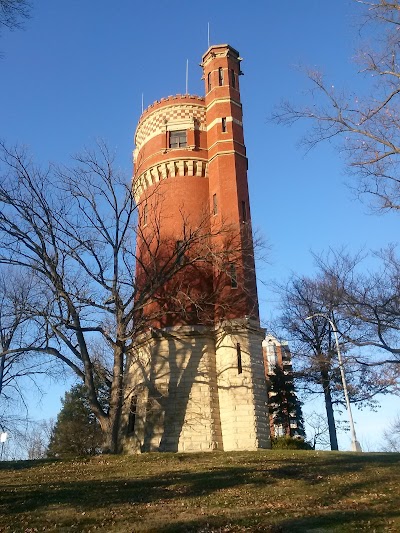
[135,104,206,151]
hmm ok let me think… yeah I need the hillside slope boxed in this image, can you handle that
[0,451,399,532]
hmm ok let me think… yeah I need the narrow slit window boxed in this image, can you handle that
[231,69,236,88]
[169,130,187,148]
[221,117,227,132]
[218,67,224,86]
[207,72,212,92]
[213,193,218,215]
[229,263,238,288]
[241,200,247,222]
[143,203,148,226]
[237,343,243,374]
[127,395,138,434]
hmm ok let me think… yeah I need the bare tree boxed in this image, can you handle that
[0,267,26,396]
[275,272,397,450]
[0,266,55,434]
[273,0,400,212]
[305,411,334,450]
[0,0,30,36]
[22,419,53,459]
[271,0,400,376]
[304,411,352,450]
[316,247,400,369]
[382,412,400,451]
[0,140,256,453]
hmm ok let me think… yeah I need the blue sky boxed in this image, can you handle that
[1,0,398,450]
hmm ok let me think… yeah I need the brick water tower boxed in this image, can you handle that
[122,45,271,453]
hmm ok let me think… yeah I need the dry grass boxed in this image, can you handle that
[0,450,399,532]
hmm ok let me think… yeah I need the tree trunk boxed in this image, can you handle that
[282,399,291,436]
[101,344,125,454]
[0,354,5,396]
[101,418,121,454]
[320,368,338,450]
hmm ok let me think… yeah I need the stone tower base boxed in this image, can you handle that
[121,321,271,453]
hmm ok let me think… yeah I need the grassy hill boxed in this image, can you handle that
[0,450,399,532]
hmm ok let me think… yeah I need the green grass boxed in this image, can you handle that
[0,451,399,532]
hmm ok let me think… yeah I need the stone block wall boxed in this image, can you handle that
[121,322,271,453]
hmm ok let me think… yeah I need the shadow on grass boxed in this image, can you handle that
[1,466,268,515]
[156,507,400,532]
[278,508,400,533]
[1,452,399,531]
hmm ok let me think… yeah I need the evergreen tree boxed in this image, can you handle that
[47,383,105,457]
[267,366,305,438]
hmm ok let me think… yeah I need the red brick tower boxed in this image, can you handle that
[123,45,270,453]
[133,93,212,328]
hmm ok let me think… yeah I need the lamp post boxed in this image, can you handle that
[306,313,362,452]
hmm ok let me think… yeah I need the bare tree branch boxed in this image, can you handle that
[272,0,400,211]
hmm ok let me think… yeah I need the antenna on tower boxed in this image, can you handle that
[185,59,189,94]
[141,93,144,113]
[207,22,210,48]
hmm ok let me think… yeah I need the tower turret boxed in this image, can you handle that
[201,45,259,322]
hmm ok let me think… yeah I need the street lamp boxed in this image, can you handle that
[306,313,362,452]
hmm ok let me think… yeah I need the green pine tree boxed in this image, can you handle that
[268,366,305,438]
[47,383,105,457]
